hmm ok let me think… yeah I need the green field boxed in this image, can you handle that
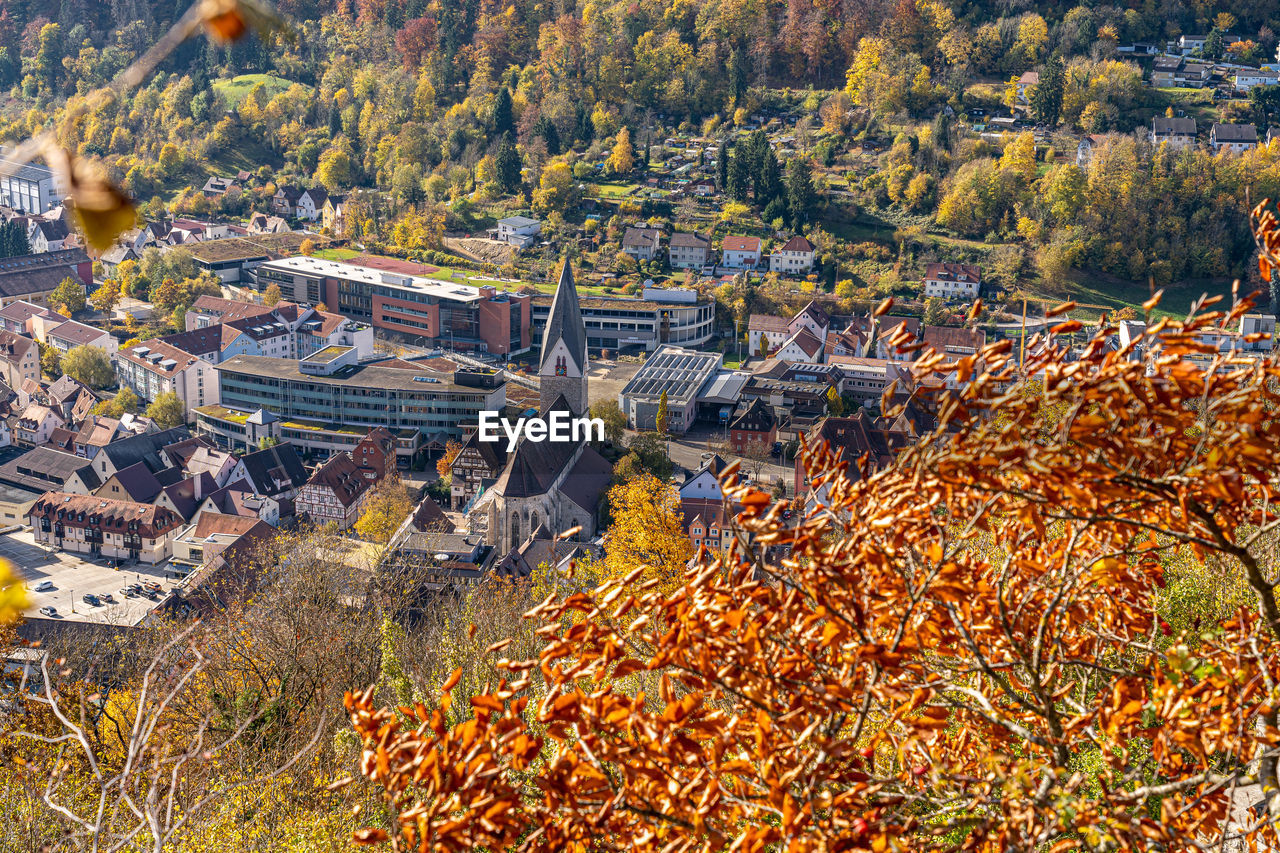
[214,74,297,106]
[312,247,360,261]
[588,182,639,199]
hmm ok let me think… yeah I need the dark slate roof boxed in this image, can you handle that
[0,249,89,299]
[101,427,193,474]
[491,395,579,499]
[1152,116,1196,135]
[411,496,455,533]
[236,443,308,496]
[108,461,165,503]
[731,397,776,432]
[1213,122,1258,142]
[561,447,613,514]
[539,261,586,375]
[0,446,100,492]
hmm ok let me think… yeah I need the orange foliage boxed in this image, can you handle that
[346,285,1280,849]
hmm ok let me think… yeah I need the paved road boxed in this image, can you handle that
[660,426,796,493]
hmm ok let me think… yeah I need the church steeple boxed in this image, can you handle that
[538,259,588,415]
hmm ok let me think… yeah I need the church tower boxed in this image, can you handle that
[538,259,588,415]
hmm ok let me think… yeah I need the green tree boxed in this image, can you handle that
[0,220,30,257]
[627,432,672,480]
[491,86,514,137]
[717,140,729,192]
[785,158,816,229]
[1031,55,1064,128]
[40,344,61,379]
[494,132,521,194]
[61,345,115,390]
[48,277,85,314]
[145,391,186,428]
[1203,28,1226,60]
[589,400,627,446]
[655,390,669,434]
[34,23,62,88]
[93,387,140,418]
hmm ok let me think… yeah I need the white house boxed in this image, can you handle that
[296,187,328,222]
[495,216,542,248]
[1015,70,1039,104]
[775,327,824,363]
[621,227,661,261]
[1235,69,1280,92]
[769,235,816,276]
[923,262,982,300]
[1210,122,1258,153]
[721,235,763,270]
[1151,117,1197,150]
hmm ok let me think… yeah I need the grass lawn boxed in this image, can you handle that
[213,74,297,106]
[312,247,360,261]
[1031,269,1238,320]
[588,182,638,198]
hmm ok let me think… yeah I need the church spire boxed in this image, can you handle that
[540,259,586,374]
[538,259,589,416]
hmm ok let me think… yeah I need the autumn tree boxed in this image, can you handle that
[598,473,691,592]
[48,276,85,314]
[437,440,462,480]
[655,389,668,434]
[60,345,115,390]
[346,281,1280,852]
[89,278,122,314]
[93,386,140,418]
[606,127,634,177]
[355,477,414,546]
[263,283,283,307]
[145,390,185,428]
[824,384,843,416]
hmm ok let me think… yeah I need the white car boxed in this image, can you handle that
[38,606,56,617]
[33,580,54,592]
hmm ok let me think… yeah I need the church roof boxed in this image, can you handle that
[489,395,581,499]
[539,261,586,374]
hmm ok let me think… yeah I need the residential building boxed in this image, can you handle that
[226,442,309,505]
[1015,70,1038,103]
[1151,116,1197,150]
[0,300,60,335]
[296,187,328,222]
[789,301,830,341]
[246,212,290,234]
[352,428,396,481]
[769,235,816,276]
[14,404,64,446]
[115,339,220,421]
[30,492,186,563]
[923,262,982,300]
[201,175,240,197]
[296,452,375,529]
[0,249,91,307]
[271,185,303,217]
[1178,33,1240,54]
[1210,122,1258,153]
[29,219,70,253]
[494,216,542,248]
[321,195,346,234]
[775,327,825,363]
[449,432,507,510]
[0,155,62,214]
[0,446,100,495]
[185,295,275,329]
[721,235,763,270]
[252,257,532,355]
[45,320,117,355]
[1235,69,1279,91]
[1076,133,1109,165]
[729,398,777,453]
[621,227,661,261]
[1150,57,1212,88]
[0,330,38,390]
[206,354,506,449]
[618,344,722,433]
[172,513,273,571]
[529,289,714,354]
[748,314,790,356]
[669,232,711,269]
[794,412,914,501]
[826,356,907,406]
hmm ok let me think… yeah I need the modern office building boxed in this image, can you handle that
[0,155,62,213]
[530,289,715,354]
[252,257,532,354]
[197,349,506,459]
[618,344,723,433]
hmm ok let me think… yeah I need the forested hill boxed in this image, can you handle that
[2,0,1280,300]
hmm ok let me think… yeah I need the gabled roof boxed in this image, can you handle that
[304,452,372,508]
[730,397,776,432]
[410,496,455,533]
[923,262,981,283]
[749,314,790,333]
[539,261,586,376]
[106,461,165,503]
[0,329,35,363]
[781,327,824,359]
[193,511,269,540]
[29,491,185,538]
[100,427,192,474]
[723,235,762,253]
[779,235,815,254]
[622,226,662,248]
[794,300,829,328]
[0,446,99,491]
[236,443,307,496]
[670,232,710,249]
[47,320,106,347]
[1212,122,1258,142]
[921,325,986,356]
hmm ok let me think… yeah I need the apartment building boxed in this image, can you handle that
[115,339,220,421]
[30,491,186,563]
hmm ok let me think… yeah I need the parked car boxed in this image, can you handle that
[33,580,54,592]
[82,594,99,606]
[143,581,162,593]
[38,606,56,617]
[770,442,783,458]
[119,587,135,597]
[99,593,115,604]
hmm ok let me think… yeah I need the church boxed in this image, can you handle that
[467,260,613,552]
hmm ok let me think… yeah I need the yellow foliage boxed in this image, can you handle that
[0,559,25,624]
[600,474,692,595]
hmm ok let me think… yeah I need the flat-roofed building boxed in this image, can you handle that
[115,339,219,421]
[529,291,714,354]
[618,344,723,434]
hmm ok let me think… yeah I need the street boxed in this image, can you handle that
[661,426,795,493]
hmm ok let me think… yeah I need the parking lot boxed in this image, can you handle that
[0,529,180,625]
